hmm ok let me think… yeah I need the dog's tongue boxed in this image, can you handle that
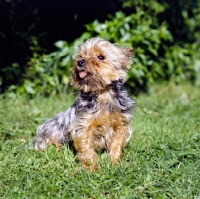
[79,71,87,79]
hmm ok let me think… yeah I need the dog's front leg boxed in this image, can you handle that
[109,124,131,164]
[74,130,98,171]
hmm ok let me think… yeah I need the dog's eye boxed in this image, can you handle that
[97,55,105,61]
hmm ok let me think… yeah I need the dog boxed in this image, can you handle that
[34,37,136,170]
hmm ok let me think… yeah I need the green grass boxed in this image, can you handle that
[0,82,200,199]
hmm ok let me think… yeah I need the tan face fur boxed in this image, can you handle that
[70,38,134,92]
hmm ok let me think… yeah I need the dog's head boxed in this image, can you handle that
[70,37,134,92]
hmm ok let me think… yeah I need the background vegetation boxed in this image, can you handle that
[0,0,200,95]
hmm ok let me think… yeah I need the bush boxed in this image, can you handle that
[8,33,91,95]
[8,1,200,95]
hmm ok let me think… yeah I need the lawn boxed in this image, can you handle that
[0,82,200,199]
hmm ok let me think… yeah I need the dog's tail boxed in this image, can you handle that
[34,105,76,151]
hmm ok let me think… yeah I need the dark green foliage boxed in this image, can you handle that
[0,0,42,92]
[0,0,123,93]
[158,0,200,43]
[9,33,91,95]
[1,0,200,94]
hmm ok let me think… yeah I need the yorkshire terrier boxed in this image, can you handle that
[34,37,136,170]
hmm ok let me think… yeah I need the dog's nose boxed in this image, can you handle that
[78,59,85,67]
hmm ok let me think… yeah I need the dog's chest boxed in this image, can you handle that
[96,91,121,115]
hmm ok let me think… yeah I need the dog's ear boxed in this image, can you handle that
[121,47,134,71]
[125,47,134,60]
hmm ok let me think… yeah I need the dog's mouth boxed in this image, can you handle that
[79,70,88,79]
